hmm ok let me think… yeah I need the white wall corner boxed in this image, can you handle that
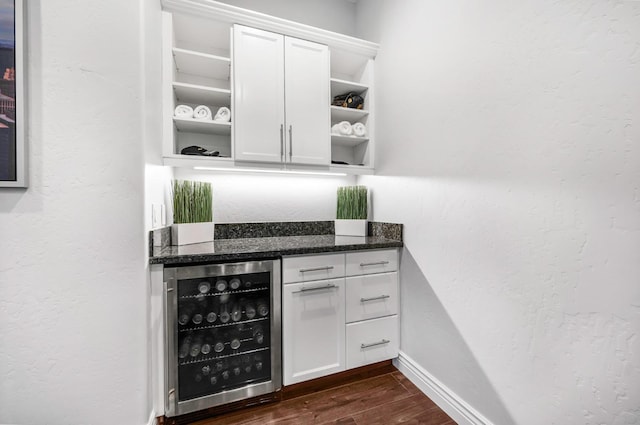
[394,352,495,425]
[147,410,158,425]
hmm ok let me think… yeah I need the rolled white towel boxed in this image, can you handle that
[174,104,193,119]
[193,105,212,120]
[352,122,366,137]
[336,121,352,136]
[331,124,341,134]
[213,106,231,122]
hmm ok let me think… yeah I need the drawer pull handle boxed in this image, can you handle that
[295,283,338,293]
[361,339,390,349]
[360,261,390,267]
[360,295,390,303]
[299,266,334,273]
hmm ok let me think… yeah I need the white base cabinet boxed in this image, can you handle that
[282,279,346,385]
[283,249,399,386]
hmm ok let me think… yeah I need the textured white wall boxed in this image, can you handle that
[216,0,358,37]
[357,1,640,424]
[0,1,149,424]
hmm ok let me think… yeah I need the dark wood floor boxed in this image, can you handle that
[190,370,456,425]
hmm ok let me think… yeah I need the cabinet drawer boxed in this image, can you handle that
[345,249,398,276]
[346,272,398,323]
[346,315,399,369]
[283,253,345,284]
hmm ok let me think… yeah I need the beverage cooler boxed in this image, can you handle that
[164,259,281,417]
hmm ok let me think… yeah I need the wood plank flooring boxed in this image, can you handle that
[190,370,456,425]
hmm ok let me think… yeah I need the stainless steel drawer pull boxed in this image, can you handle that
[359,261,390,267]
[361,339,390,349]
[299,266,334,273]
[295,283,338,293]
[360,295,390,303]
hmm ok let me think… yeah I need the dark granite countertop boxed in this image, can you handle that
[149,234,403,265]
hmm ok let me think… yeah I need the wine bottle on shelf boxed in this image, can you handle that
[219,303,231,324]
[178,334,192,359]
[252,325,265,345]
[201,365,211,376]
[210,375,218,386]
[229,277,241,290]
[201,335,212,356]
[213,334,225,354]
[257,300,269,317]
[194,373,203,383]
[244,279,253,289]
[229,331,241,350]
[191,311,204,325]
[197,280,211,294]
[242,355,252,374]
[231,303,242,322]
[190,334,203,357]
[214,360,226,373]
[254,354,264,372]
[231,358,242,377]
[178,303,195,326]
[221,369,230,381]
[206,309,217,324]
[215,279,228,292]
[243,298,256,320]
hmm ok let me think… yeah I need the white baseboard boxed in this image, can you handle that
[394,351,494,425]
[146,410,158,425]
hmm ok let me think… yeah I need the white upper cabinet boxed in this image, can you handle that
[283,37,330,165]
[233,25,330,165]
[160,0,378,173]
[233,25,286,163]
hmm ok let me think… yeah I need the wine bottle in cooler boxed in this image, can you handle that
[192,295,207,325]
[177,303,195,326]
[254,354,264,372]
[229,331,241,351]
[256,300,269,317]
[252,325,265,345]
[215,278,228,292]
[219,303,231,324]
[197,280,211,294]
[231,358,242,377]
[201,364,211,376]
[230,303,242,322]
[178,334,193,359]
[200,334,213,356]
[229,277,242,290]
[205,308,217,324]
[242,355,252,374]
[189,333,203,357]
[212,332,226,354]
[243,298,257,320]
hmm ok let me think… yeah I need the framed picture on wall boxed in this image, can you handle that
[0,0,26,187]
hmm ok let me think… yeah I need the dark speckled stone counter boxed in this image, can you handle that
[149,234,402,265]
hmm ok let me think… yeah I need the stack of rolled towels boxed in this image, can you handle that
[331,121,366,137]
[174,105,231,122]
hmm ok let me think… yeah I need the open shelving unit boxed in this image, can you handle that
[329,49,375,173]
[162,12,234,164]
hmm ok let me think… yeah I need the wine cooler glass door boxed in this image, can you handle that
[165,260,281,417]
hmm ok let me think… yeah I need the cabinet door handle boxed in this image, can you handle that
[280,124,284,160]
[299,265,334,273]
[289,125,293,160]
[295,283,338,293]
[361,339,390,349]
[360,294,390,303]
[360,261,390,267]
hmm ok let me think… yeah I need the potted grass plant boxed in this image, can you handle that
[171,179,214,246]
[335,185,368,237]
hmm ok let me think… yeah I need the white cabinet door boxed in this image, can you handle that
[283,278,345,385]
[233,25,285,163]
[284,37,330,165]
[346,315,399,369]
[345,272,398,323]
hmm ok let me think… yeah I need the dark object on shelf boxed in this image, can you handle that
[331,160,365,166]
[181,145,220,156]
[332,92,364,109]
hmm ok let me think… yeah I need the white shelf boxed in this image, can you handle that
[331,134,369,147]
[330,78,368,98]
[330,106,369,122]
[163,154,234,168]
[173,117,231,135]
[173,82,231,105]
[329,163,374,175]
[173,48,231,80]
